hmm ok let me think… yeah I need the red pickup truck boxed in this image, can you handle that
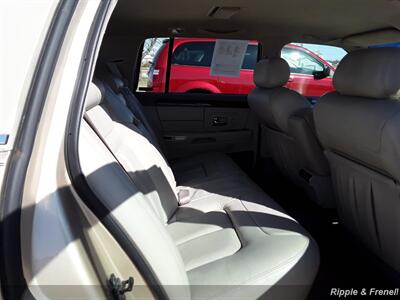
[148,38,335,97]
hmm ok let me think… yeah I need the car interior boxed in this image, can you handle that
[5,0,400,299]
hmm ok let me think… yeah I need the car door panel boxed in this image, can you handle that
[157,106,205,132]
[136,92,257,160]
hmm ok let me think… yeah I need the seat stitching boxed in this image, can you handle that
[231,197,275,236]
[174,222,236,248]
[202,241,309,299]
[240,241,309,285]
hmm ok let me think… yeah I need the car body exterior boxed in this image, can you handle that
[148,38,336,97]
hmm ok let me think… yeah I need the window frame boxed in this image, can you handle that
[164,37,174,93]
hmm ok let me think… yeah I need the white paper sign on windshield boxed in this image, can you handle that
[210,39,249,77]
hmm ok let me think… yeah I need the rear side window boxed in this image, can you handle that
[137,37,261,95]
[137,39,347,98]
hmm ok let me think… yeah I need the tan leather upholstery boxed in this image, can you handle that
[289,108,330,176]
[253,57,290,89]
[333,48,400,99]
[248,58,333,207]
[314,47,400,272]
[78,82,320,299]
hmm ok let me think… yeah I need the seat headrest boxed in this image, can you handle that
[334,48,400,99]
[85,82,103,111]
[253,58,290,88]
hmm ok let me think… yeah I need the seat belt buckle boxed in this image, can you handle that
[178,188,192,205]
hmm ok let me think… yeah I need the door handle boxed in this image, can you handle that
[212,116,227,126]
[163,135,187,141]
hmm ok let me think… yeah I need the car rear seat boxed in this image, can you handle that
[78,82,320,299]
[314,48,400,273]
[95,70,243,188]
[248,58,334,208]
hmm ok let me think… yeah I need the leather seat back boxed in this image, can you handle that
[314,48,400,271]
[248,58,330,188]
[79,84,190,299]
[80,82,320,299]
[95,71,162,152]
[84,83,179,223]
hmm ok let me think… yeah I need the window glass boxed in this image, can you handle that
[137,37,168,92]
[281,43,346,99]
[242,45,258,70]
[137,37,261,94]
[285,43,347,69]
[172,42,214,67]
[137,39,348,98]
[171,42,258,70]
[281,47,324,75]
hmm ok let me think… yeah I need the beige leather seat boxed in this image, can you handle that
[314,47,400,272]
[94,73,244,188]
[248,58,333,207]
[78,82,320,299]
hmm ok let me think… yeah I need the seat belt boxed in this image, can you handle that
[107,62,155,133]
[83,114,134,183]
[106,61,125,81]
[84,116,138,299]
[106,62,162,152]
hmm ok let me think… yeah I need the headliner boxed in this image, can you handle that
[107,0,400,47]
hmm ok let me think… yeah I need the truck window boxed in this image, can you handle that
[242,45,258,70]
[281,43,347,100]
[281,47,324,75]
[172,42,214,67]
[172,42,258,70]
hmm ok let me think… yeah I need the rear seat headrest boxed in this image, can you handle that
[85,82,103,111]
[253,58,290,88]
[333,48,400,99]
